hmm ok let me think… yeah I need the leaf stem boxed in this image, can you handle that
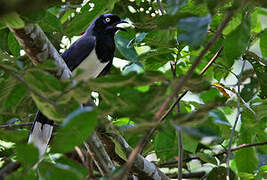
[226,59,246,180]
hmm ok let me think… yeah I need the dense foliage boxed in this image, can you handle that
[0,0,267,179]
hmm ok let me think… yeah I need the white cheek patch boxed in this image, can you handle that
[73,49,109,81]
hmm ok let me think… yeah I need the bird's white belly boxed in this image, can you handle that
[73,49,108,80]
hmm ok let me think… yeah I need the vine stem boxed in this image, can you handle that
[226,59,246,180]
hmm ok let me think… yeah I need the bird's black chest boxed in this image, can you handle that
[95,34,115,63]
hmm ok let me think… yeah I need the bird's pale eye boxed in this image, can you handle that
[105,17,110,23]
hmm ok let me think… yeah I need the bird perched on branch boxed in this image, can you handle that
[28,14,128,156]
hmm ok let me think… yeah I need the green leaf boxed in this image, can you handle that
[6,170,37,180]
[177,14,211,48]
[8,32,20,57]
[39,162,83,180]
[65,0,118,36]
[15,143,39,168]
[39,11,63,33]
[206,167,235,180]
[113,117,133,126]
[260,30,267,58]
[182,134,198,153]
[22,10,46,23]
[24,69,64,97]
[0,12,25,29]
[201,88,221,103]
[197,152,218,165]
[223,16,251,67]
[234,126,259,173]
[5,83,27,110]
[0,76,27,112]
[154,128,176,161]
[138,48,174,70]
[167,0,188,15]
[115,33,138,61]
[0,29,9,52]
[122,62,144,75]
[52,107,97,153]
[0,130,28,143]
[258,165,267,179]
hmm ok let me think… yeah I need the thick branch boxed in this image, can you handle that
[108,133,170,180]
[9,24,71,79]
[84,132,115,176]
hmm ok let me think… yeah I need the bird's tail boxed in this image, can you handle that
[28,111,54,156]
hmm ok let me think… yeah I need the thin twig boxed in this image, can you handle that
[200,47,224,75]
[139,46,223,154]
[177,131,183,180]
[154,10,234,120]
[0,122,32,128]
[226,59,246,180]
[158,141,267,167]
[157,0,165,15]
[0,122,59,128]
[0,65,66,115]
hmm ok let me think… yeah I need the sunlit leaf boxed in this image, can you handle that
[51,107,97,153]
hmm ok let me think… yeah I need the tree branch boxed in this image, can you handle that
[84,132,115,176]
[0,162,21,180]
[157,0,165,15]
[107,133,170,180]
[157,141,267,167]
[8,24,71,80]
[154,10,234,120]
[0,122,59,128]
[9,24,115,179]
[226,58,246,180]
[139,46,223,154]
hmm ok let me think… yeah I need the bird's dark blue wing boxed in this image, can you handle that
[61,35,96,71]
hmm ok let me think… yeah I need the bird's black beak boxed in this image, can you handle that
[115,19,128,31]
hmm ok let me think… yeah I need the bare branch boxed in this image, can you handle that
[177,131,183,180]
[84,132,115,176]
[0,122,59,128]
[226,59,246,180]
[157,0,165,15]
[108,133,170,180]
[8,24,71,80]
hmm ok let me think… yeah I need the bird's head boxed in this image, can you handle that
[93,14,128,34]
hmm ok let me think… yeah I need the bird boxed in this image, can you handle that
[28,13,128,156]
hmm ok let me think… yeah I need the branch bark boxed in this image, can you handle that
[107,133,170,180]
[0,162,21,180]
[84,132,115,176]
[9,24,71,80]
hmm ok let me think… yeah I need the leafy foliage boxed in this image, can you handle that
[0,0,266,179]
